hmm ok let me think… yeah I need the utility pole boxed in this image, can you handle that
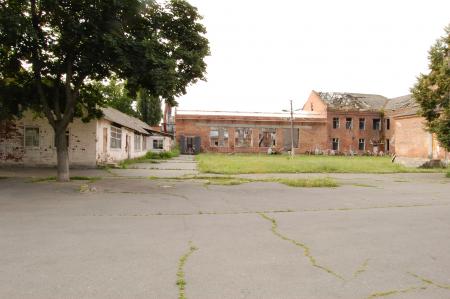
[283,100,300,158]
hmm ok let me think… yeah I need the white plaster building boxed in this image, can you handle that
[0,107,173,167]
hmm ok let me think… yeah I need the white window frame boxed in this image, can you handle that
[134,134,141,152]
[110,126,122,149]
[24,127,40,148]
[332,117,340,129]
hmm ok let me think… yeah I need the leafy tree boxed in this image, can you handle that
[411,24,450,151]
[95,78,138,118]
[0,0,209,181]
[137,90,162,126]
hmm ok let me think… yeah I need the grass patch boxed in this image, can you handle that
[156,175,339,188]
[176,242,198,299]
[119,148,180,168]
[272,177,339,188]
[197,153,446,174]
[446,172,450,178]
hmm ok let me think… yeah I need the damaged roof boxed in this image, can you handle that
[316,91,388,111]
[384,94,418,110]
[101,107,152,135]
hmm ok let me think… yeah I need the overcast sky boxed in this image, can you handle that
[176,0,450,112]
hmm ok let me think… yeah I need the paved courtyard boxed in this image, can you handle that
[1,172,450,299]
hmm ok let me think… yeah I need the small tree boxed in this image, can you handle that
[0,0,209,181]
[137,90,163,126]
[411,24,450,151]
[96,78,138,118]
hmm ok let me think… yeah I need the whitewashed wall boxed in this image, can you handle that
[0,110,97,167]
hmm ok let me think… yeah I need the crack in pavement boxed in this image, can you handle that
[258,212,346,281]
[352,258,370,278]
[408,272,450,290]
[176,241,198,299]
[366,284,428,299]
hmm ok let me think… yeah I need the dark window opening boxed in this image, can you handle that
[386,118,390,130]
[373,119,381,131]
[346,118,353,129]
[359,118,365,130]
[332,117,339,129]
[332,138,339,151]
[359,138,365,151]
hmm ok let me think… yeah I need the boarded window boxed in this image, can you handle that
[332,117,339,129]
[373,119,381,131]
[235,128,252,147]
[359,118,365,130]
[359,138,365,151]
[24,127,39,147]
[134,134,141,151]
[210,127,229,147]
[332,138,339,151]
[259,128,276,147]
[153,139,163,149]
[142,136,147,151]
[346,118,353,129]
[110,126,122,149]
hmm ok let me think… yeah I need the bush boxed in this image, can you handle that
[144,147,180,160]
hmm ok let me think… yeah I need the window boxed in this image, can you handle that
[259,128,276,147]
[345,118,353,129]
[359,118,365,130]
[332,138,339,151]
[386,118,390,130]
[110,126,122,149]
[332,117,340,129]
[386,139,390,152]
[153,139,163,149]
[373,119,381,131]
[54,130,70,148]
[235,128,252,147]
[134,134,141,151]
[359,138,365,151]
[24,127,39,147]
[210,127,229,147]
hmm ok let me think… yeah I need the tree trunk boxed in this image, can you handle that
[55,128,70,182]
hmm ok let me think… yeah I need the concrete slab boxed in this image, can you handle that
[1,175,450,298]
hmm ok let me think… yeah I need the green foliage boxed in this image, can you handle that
[0,0,209,179]
[411,24,450,151]
[94,78,138,118]
[137,89,163,126]
[196,154,445,174]
[446,171,450,178]
[119,148,180,168]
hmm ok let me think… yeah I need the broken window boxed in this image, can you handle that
[359,118,365,130]
[359,138,365,151]
[24,127,39,147]
[210,127,229,147]
[346,118,353,129]
[373,119,381,131]
[235,128,252,147]
[153,139,164,149]
[332,117,339,129]
[386,118,390,130]
[259,128,276,147]
[134,134,141,151]
[332,138,339,151]
[110,126,122,149]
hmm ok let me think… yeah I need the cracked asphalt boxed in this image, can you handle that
[1,174,450,299]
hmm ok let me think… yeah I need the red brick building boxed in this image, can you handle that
[175,90,449,165]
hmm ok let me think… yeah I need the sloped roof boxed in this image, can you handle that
[316,91,388,111]
[384,94,418,110]
[176,109,325,119]
[101,106,152,135]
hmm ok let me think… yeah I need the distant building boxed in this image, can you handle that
[175,91,449,166]
[0,107,173,167]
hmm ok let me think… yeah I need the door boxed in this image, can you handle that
[186,137,194,154]
[126,135,131,159]
[102,128,108,154]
